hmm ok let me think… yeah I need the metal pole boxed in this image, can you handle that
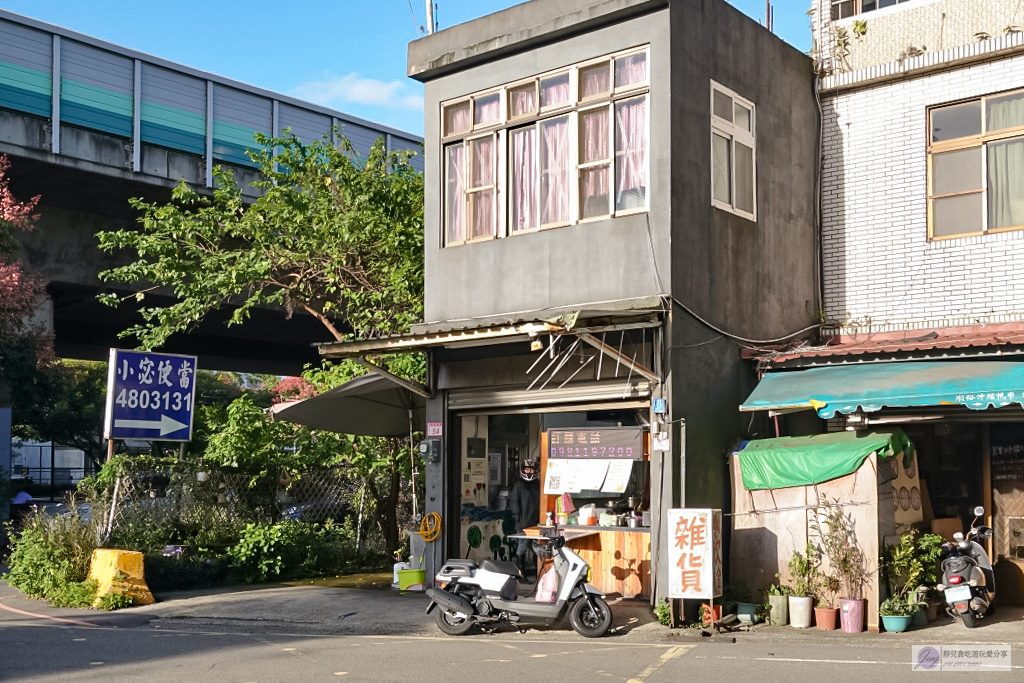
[106,438,114,463]
[409,409,418,520]
[425,0,434,33]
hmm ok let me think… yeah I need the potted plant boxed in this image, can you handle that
[813,574,841,631]
[787,543,818,628]
[881,530,944,631]
[765,577,790,626]
[811,496,870,633]
[879,594,924,633]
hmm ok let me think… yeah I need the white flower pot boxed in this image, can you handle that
[789,595,814,628]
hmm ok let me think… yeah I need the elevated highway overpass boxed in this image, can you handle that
[0,9,423,375]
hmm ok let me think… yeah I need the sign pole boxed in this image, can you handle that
[106,438,114,463]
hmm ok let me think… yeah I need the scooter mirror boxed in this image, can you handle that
[979,526,993,539]
[973,506,985,517]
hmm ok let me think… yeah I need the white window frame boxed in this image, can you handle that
[440,46,649,247]
[710,80,757,222]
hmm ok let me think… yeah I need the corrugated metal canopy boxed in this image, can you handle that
[740,360,1024,418]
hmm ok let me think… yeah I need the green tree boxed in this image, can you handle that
[96,135,425,556]
[96,133,423,347]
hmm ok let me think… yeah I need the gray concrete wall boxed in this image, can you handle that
[663,0,818,598]
[414,4,671,326]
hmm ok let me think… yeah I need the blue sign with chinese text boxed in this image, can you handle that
[104,349,198,441]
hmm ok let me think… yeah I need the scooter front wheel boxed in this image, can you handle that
[569,596,612,638]
[436,607,475,635]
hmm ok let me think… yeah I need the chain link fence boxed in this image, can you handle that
[94,460,391,558]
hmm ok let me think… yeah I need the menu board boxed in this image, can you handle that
[991,443,1024,494]
[548,427,644,460]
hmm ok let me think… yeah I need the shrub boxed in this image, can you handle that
[653,599,672,626]
[226,519,358,583]
[3,505,99,603]
[52,579,99,608]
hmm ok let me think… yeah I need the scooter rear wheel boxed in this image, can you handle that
[569,596,612,638]
[436,608,474,635]
[960,611,976,628]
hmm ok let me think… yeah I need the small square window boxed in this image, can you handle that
[713,90,733,122]
[444,102,471,136]
[509,83,538,119]
[474,93,501,126]
[540,73,570,109]
[580,63,611,100]
[614,52,647,90]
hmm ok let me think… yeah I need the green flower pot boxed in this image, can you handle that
[881,615,912,633]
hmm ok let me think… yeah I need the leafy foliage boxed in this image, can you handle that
[96,133,423,348]
[3,505,99,602]
[787,542,822,598]
[881,530,944,600]
[653,599,672,626]
[880,594,923,617]
[226,518,357,583]
[98,585,136,611]
[810,496,870,600]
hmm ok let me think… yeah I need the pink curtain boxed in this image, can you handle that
[541,117,570,224]
[540,74,570,108]
[615,97,647,210]
[445,103,470,135]
[580,64,610,99]
[474,94,500,126]
[581,109,609,163]
[511,87,537,118]
[470,136,495,238]
[511,127,538,231]
[470,136,494,188]
[615,53,647,89]
[445,145,465,243]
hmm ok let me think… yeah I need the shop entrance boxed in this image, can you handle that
[451,406,652,598]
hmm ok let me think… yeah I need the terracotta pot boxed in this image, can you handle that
[925,600,940,622]
[815,606,839,630]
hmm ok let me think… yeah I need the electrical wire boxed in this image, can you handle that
[671,296,821,346]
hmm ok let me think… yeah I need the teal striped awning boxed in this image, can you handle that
[740,360,1024,419]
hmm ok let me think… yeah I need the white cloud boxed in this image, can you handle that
[291,73,424,112]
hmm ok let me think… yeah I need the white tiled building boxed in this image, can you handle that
[813,0,1024,335]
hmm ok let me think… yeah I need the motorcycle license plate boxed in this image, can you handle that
[945,585,972,603]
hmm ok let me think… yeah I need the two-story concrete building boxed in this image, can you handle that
[741,0,1024,605]
[319,0,820,603]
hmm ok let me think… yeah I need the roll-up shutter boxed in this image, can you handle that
[448,380,651,411]
[279,103,330,143]
[140,63,206,155]
[391,136,423,172]
[212,84,271,166]
[0,19,52,117]
[60,40,133,138]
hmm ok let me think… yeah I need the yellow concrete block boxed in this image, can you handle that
[87,548,155,607]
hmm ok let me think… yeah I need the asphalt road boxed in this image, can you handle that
[2,618,1022,683]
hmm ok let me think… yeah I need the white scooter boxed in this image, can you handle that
[425,526,612,637]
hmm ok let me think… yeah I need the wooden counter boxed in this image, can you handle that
[524,526,650,598]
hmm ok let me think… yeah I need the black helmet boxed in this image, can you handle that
[520,458,537,481]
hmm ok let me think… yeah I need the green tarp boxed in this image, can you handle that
[736,429,914,491]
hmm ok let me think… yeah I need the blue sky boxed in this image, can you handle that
[2,0,812,136]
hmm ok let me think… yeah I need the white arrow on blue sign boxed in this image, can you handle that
[103,349,198,441]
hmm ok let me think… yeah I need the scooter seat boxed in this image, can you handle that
[481,559,520,576]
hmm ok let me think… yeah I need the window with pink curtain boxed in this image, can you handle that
[444,144,465,244]
[469,136,496,239]
[614,52,647,89]
[511,127,538,231]
[615,97,647,212]
[541,116,570,225]
[540,73,570,108]
[580,108,611,218]
[510,85,538,118]
[474,93,501,126]
[580,63,611,99]
[444,102,470,136]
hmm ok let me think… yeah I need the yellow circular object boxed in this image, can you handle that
[420,511,442,542]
